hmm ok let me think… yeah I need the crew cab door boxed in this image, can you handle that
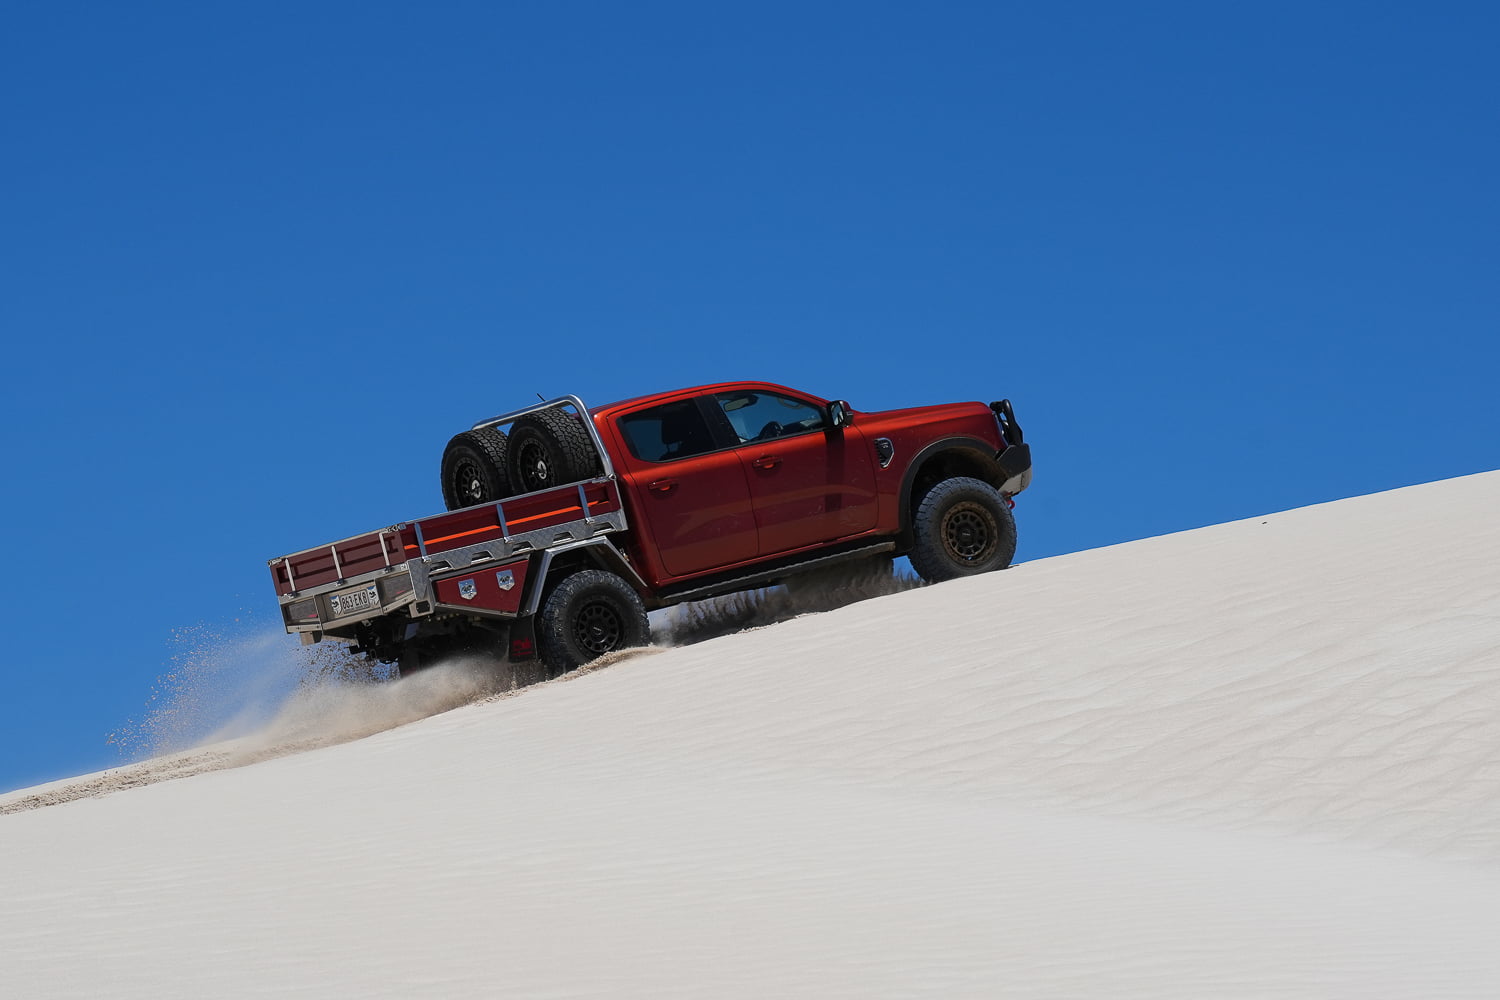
[612,396,758,578]
[711,389,878,556]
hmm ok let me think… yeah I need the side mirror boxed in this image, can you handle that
[828,400,851,429]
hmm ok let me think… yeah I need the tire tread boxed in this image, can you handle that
[507,407,599,493]
[907,476,1016,583]
[440,427,511,510]
[537,569,650,676]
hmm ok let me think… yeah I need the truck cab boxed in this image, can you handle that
[597,383,880,583]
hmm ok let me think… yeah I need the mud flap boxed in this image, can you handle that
[508,615,538,661]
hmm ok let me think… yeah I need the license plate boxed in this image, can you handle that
[328,583,380,618]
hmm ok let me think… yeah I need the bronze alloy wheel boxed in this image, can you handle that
[907,475,1017,583]
[941,501,1000,565]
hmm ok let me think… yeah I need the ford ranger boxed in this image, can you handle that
[268,382,1032,676]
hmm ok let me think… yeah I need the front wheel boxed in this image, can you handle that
[537,569,650,676]
[907,477,1016,583]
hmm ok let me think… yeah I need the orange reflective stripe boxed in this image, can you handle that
[402,499,610,551]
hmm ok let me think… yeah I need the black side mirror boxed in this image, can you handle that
[828,400,851,429]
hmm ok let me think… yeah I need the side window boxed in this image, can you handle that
[714,391,827,444]
[618,399,716,463]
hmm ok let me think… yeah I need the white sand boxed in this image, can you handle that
[4,471,1499,997]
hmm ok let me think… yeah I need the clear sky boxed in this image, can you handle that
[2,1,1496,793]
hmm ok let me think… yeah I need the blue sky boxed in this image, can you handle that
[2,2,1496,793]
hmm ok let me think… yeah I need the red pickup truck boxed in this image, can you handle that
[269,382,1031,676]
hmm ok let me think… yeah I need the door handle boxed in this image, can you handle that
[751,455,781,470]
[648,479,678,494]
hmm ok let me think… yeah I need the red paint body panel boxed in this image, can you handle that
[432,559,530,616]
[592,386,759,585]
[269,527,403,596]
[851,400,1008,535]
[735,424,878,555]
[628,447,758,578]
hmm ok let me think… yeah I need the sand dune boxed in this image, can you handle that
[3,472,1499,997]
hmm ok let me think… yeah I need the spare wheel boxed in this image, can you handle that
[507,406,599,494]
[440,427,512,510]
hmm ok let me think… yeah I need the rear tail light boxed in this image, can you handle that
[285,598,319,624]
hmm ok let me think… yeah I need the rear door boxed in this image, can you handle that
[613,396,757,578]
[712,389,878,556]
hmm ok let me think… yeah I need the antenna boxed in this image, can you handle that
[536,392,546,402]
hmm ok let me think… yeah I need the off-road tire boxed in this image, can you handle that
[507,407,599,495]
[908,476,1016,583]
[537,569,650,676]
[440,427,512,511]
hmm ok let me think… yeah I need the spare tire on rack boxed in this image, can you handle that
[507,406,600,495]
[440,426,512,510]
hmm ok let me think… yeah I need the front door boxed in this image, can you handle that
[712,390,878,556]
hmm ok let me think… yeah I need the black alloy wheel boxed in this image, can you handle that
[506,407,599,496]
[573,600,625,656]
[439,427,511,511]
[513,437,554,492]
[537,568,650,676]
[454,458,487,506]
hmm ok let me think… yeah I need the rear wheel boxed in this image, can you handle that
[440,427,512,510]
[908,476,1016,583]
[537,569,650,676]
[507,407,599,494]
